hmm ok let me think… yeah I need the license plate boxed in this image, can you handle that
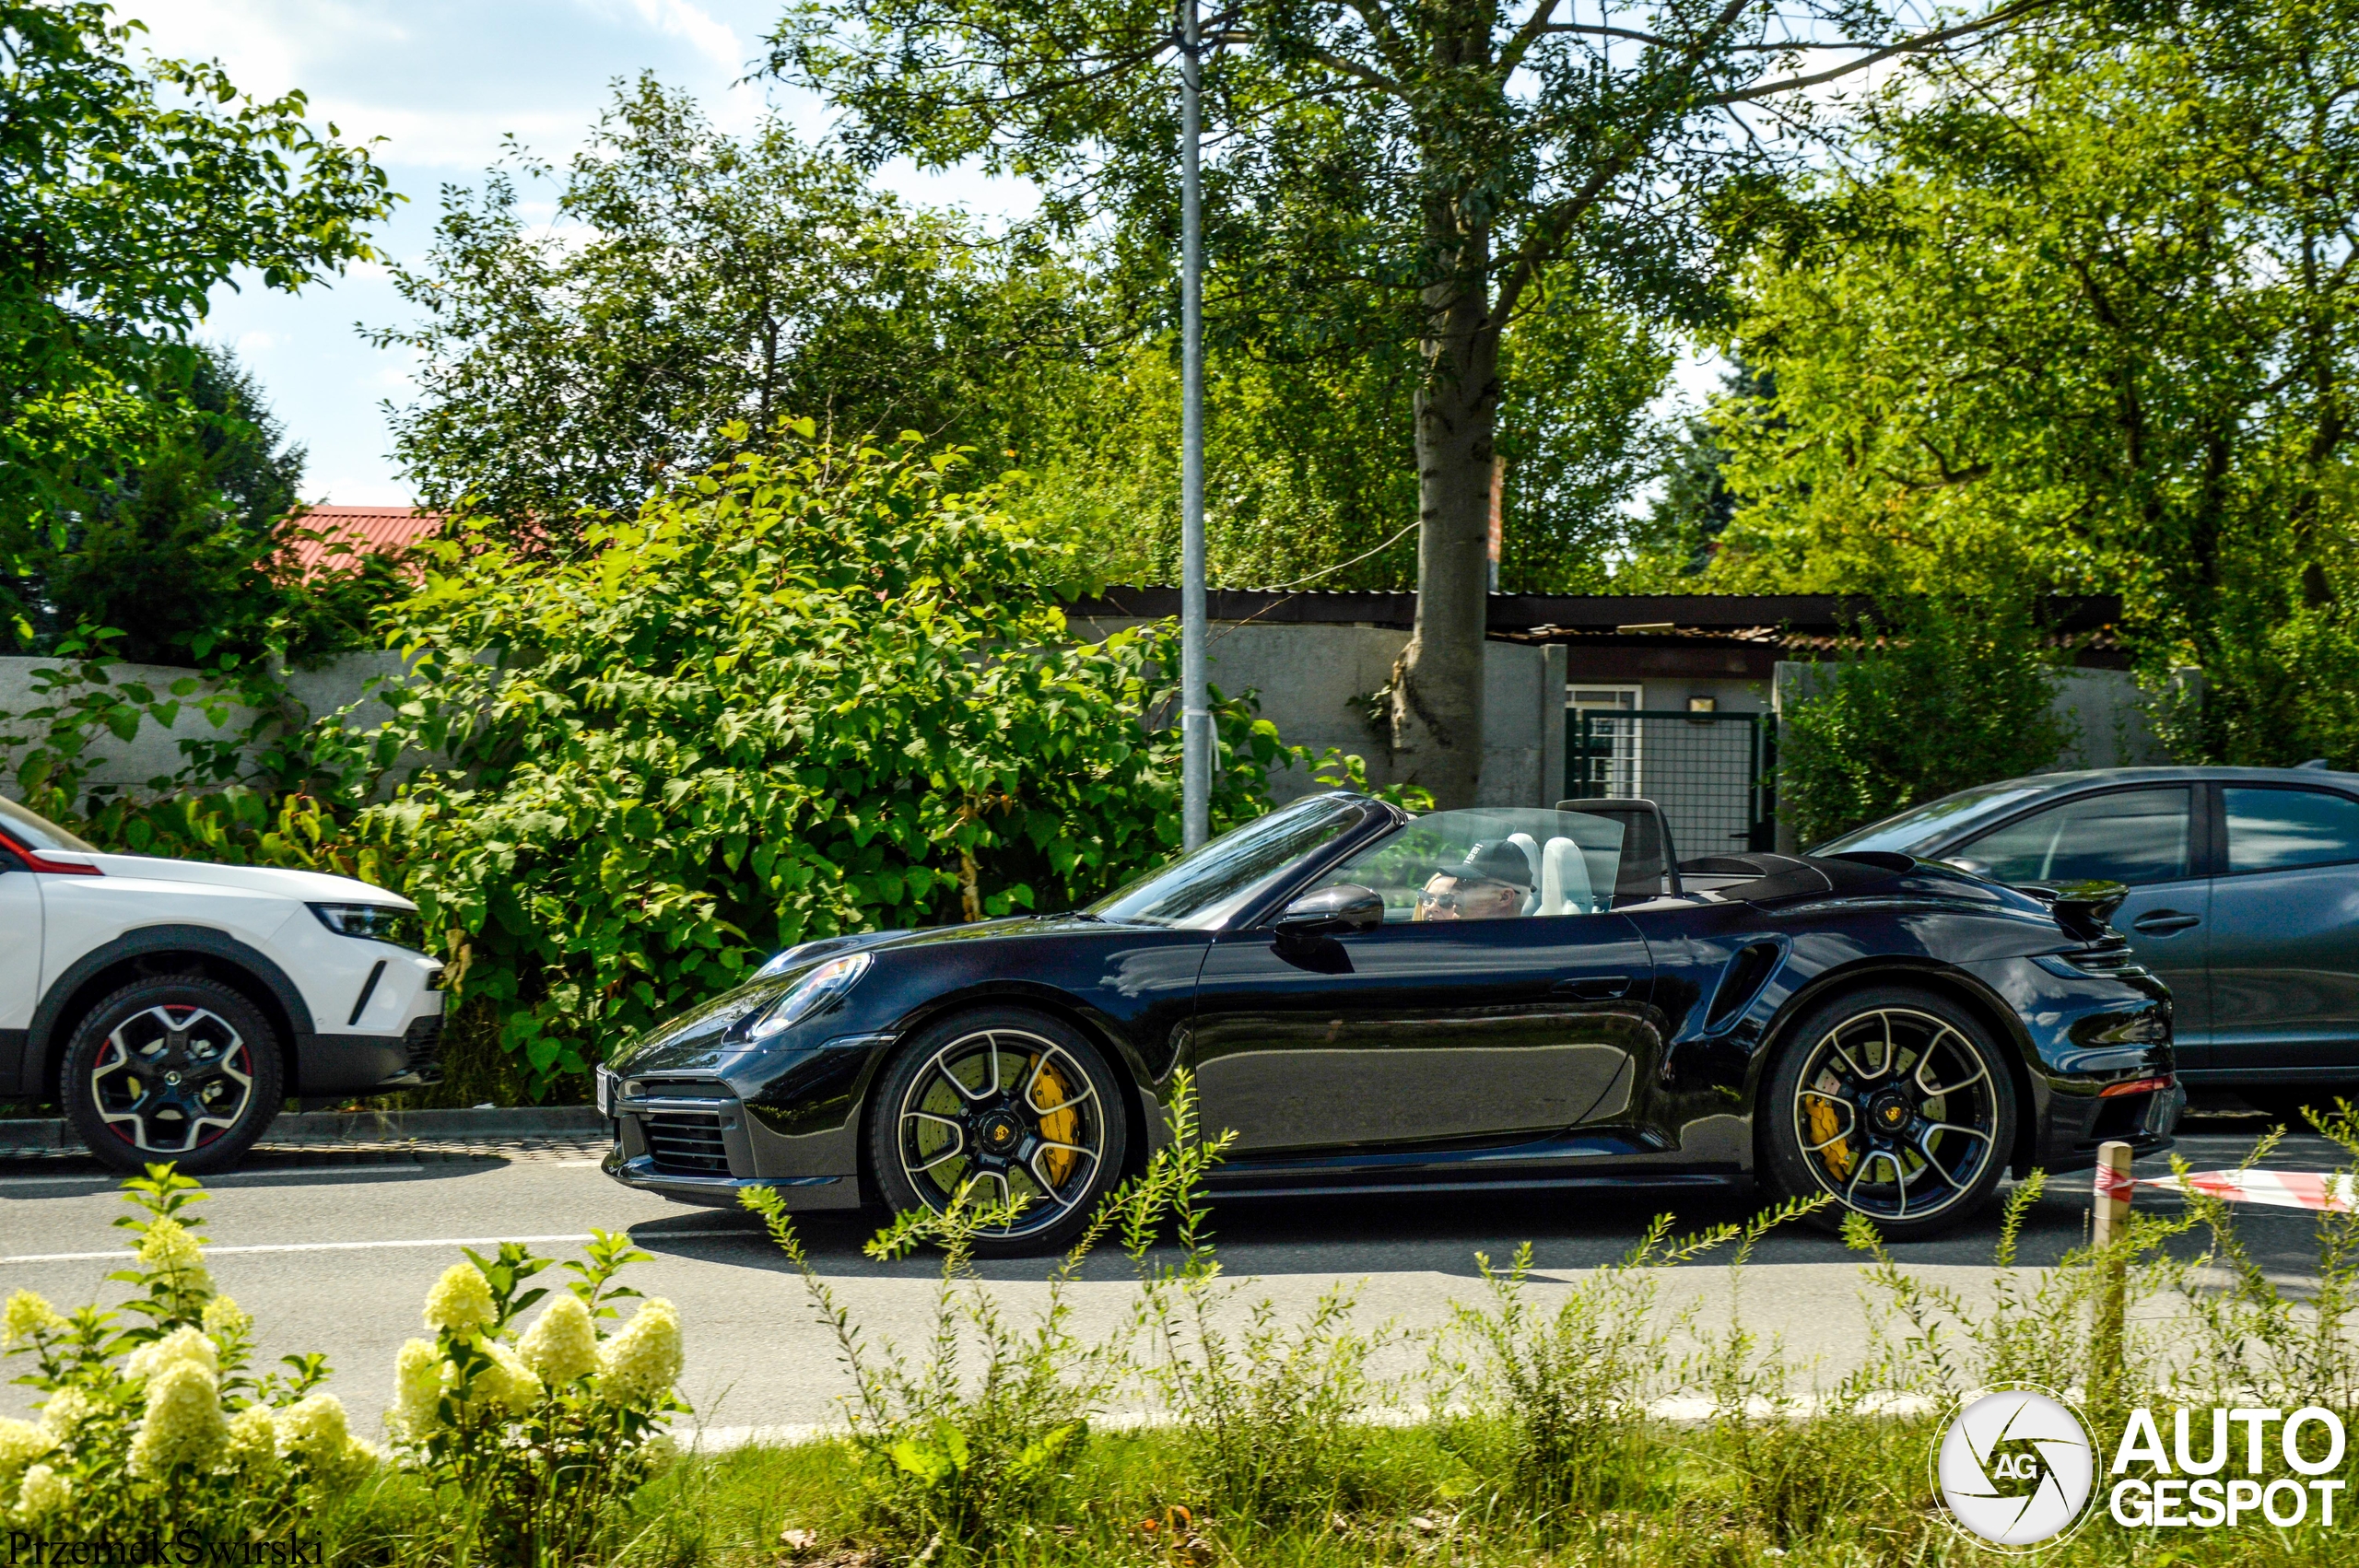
[595,1068,614,1118]
[2145,1083,2183,1136]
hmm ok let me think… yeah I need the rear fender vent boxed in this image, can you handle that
[1705,941,1785,1033]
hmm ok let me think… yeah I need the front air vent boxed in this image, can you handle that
[642,1110,731,1175]
[1705,942,1783,1032]
[402,1015,445,1083]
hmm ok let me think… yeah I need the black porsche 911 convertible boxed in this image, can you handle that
[600,792,2181,1248]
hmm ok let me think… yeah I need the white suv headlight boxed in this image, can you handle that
[746,953,872,1040]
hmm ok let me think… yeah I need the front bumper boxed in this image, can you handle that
[596,1065,861,1209]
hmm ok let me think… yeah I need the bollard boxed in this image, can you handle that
[2093,1139,2134,1246]
[2089,1139,2134,1425]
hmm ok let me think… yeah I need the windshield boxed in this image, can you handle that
[1088,795,1367,929]
[0,795,97,853]
[1812,781,2052,857]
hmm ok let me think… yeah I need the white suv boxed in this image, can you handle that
[0,795,445,1171]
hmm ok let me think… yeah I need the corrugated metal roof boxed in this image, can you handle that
[280,506,445,578]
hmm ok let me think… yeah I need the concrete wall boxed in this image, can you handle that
[1071,617,1567,807]
[1770,661,2171,771]
[7,628,1575,810]
[0,651,418,793]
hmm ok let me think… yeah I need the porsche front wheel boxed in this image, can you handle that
[1762,987,2016,1240]
[867,1008,1129,1257]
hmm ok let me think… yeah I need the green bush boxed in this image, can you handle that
[1779,590,2071,847]
[5,424,1402,1101]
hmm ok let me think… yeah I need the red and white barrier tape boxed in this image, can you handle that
[2129,1168,2358,1214]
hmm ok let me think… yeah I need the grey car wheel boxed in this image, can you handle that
[63,976,284,1174]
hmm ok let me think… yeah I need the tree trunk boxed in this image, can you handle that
[1391,247,1500,808]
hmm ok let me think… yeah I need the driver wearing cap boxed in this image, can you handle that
[1414,840,1532,921]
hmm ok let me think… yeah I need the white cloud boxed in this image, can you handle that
[616,0,747,76]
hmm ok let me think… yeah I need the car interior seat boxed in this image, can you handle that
[1541,837,1594,915]
[1507,832,1543,915]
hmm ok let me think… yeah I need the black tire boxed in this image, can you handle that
[867,1006,1129,1257]
[1760,985,2018,1241]
[62,976,284,1175]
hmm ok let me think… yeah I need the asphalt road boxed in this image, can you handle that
[1,1106,2345,1440]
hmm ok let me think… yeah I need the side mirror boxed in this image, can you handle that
[1273,883,1384,936]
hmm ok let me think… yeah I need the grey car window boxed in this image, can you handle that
[2224,787,2359,874]
[1955,787,2191,886]
[1811,781,2052,856]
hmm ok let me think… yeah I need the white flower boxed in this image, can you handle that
[518,1293,598,1386]
[0,1416,56,1472]
[37,1388,92,1443]
[13,1462,68,1520]
[421,1263,497,1334]
[2,1290,65,1346]
[223,1405,280,1476]
[276,1393,353,1464]
[468,1340,543,1415]
[135,1218,214,1295]
[124,1325,219,1382]
[128,1359,228,1476]
[389,1339,444,1442]
[200,1294,252,1341]
[595,1298,683,1406]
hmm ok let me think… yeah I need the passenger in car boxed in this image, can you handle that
[1413,841,1533,921]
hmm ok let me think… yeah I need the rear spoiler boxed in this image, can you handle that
[2018,879,2129,942]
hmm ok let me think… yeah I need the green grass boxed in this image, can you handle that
[588,1415,2351,1567]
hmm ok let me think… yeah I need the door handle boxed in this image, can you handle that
[1554,975,1631,999]
[2131,911,2201,934]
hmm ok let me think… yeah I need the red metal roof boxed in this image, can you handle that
[279,505,445,578]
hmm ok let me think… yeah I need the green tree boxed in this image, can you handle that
[0,2,393,639]
[769,0,2034,804]
[1780,590,2070,847]
[1704,0,2359,764]
[378,76,1095,539]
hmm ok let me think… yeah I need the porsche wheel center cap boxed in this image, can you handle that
[1870,1092,1911,1133]
[980,1113,1020,1152]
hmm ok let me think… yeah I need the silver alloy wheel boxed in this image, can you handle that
[895,1026,1105,1235]
[89,1005,256,1155]
[1790,1006,2001,1223]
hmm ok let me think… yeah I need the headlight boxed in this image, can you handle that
[310,902,428,953]
[746,953,872,1040]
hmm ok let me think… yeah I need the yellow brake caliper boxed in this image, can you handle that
[1030,1057,1080,1188]
[1804,1087,1852,1181]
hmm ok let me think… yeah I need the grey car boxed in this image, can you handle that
[1816,766,2359,1121]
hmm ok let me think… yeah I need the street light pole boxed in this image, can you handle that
[1179,0,1211,851]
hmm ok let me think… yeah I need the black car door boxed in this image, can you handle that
[1943,784,2211,1050]
[1186,808,1656,1157]
[2206,782,2359,1074]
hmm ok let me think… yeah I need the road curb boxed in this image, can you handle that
[0,1104,604,1151]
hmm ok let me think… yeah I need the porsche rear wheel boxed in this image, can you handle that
[867,1008,1128,1257]
[1762,987,2016,1240]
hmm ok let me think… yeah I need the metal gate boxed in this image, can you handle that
[1567,710,1778,856]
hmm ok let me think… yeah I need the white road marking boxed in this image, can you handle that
[0,1166,442,1189]
[1,1227,767,1266]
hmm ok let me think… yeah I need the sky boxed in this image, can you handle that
[130,0,1030,506]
